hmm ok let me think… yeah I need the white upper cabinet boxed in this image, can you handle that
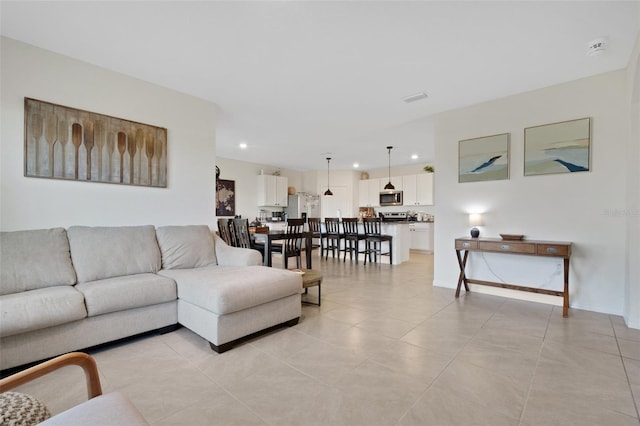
[358,178,380,207]
[257,175,288,207]
[402,173,434,206]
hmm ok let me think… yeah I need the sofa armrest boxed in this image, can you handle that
[213,234,262,266]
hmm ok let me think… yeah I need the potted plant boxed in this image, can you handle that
[423,165,434,173]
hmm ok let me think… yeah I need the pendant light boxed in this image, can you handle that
[324,157,333,196]
[384,146,395,190]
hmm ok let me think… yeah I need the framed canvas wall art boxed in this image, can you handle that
[458,133,510,183]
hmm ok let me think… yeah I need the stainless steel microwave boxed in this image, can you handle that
[379,190,403,206]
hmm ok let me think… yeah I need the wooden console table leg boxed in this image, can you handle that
[563,257,570,317]
[455,250,469,298]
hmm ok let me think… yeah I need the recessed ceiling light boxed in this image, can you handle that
[402,92,428,103]
[411,154,418,160]
[239,142,248,149]
[353,163,360,168]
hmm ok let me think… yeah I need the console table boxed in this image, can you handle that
[455,237,572,317]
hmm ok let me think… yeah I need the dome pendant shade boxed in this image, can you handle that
[324,157,333,197]
[385,146,395,190]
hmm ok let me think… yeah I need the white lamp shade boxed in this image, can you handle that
[469,213,484,227]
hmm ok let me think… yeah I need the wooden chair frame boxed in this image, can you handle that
[0,352,102,400]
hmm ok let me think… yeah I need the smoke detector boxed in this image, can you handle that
[587,37,608,57]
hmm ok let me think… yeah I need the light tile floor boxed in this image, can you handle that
[13,252,640,425]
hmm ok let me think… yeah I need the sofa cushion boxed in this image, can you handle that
[159,265,302,315]
[0,287,87,338]
[75,273,177,317]
[156,225,217,270]
[0,228,76,295]
[67,226,161,282]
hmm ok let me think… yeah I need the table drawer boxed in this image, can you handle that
[479,241,536,254]
[455,240,478,250]
[537,243,570,257]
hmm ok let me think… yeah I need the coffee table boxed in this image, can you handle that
[296,269,322,306]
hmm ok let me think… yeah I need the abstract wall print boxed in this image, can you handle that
[24,98,167,187]
[459,133,509,183]
[524,117,591,176]
[216,179,236,217]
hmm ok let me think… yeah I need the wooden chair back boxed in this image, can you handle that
[363,217,382,237]
[217,218,234,246]
[342,217,359,236]
[324,217,341,235]
[232,219,253,249]
[307,217,321,235]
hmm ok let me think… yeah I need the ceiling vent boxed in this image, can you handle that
[587,37,608,57]
[402,92,429,103]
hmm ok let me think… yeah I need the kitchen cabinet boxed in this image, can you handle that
[402,173,434,206]
[409,222,433,252]
[257,175,288,207]
[358,178,380,207]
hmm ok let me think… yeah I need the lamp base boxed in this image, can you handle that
[470,227,480,238]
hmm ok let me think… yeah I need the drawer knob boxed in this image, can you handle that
[546,247,558,254]
[462,242,470,248]
[501,245,511,250]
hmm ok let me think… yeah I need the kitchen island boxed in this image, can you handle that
[378,222,411,265]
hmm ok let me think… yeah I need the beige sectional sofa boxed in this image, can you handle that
[0,225,302,371]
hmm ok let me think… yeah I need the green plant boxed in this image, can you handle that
[423,165,434,173]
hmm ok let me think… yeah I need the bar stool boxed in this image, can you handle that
[363,217,393,265]
[342,218,365,263]
[324,217,344,260]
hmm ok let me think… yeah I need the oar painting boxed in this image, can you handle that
[524,117,590,176]
[24,98,167,187]
[459,133,509,183]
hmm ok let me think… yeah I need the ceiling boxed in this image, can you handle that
[2,1,639,172]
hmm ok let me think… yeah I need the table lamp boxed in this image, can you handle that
[469,213,484,238]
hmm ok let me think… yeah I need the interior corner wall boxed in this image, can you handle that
[0,37,217,231]
[625,32,640,328]
[433,70,629,316]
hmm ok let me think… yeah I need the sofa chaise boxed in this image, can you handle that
[0,225,302,371]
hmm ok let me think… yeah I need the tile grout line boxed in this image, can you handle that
[611,314,640,421]
[516,301,555,426]
[394,297,506,425]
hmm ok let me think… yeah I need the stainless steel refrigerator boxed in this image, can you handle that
[286,193,320,219]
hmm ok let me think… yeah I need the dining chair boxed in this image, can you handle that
[217,218,235,246]
[232,218,265,259]
[271,218,305,269]
[307,217,324,257]
[362,217,393,265]
[342,217,365,263]
[324,217,344,260]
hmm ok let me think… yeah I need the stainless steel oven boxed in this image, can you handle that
[379,190,403,206]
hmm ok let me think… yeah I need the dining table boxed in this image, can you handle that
[253,230,313,269]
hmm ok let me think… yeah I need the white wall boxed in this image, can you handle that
[433,70,629,316]
[625,33,640,328]
[1,37,217,230]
